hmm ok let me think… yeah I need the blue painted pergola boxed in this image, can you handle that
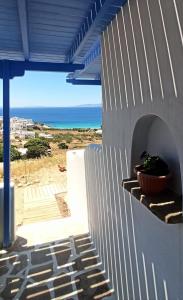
[0,0,126,247]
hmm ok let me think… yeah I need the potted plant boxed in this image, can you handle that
[134,151,171,195]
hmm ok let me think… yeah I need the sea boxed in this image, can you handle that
[0,106,102,129]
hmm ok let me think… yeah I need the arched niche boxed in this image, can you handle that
[131,115,182,195]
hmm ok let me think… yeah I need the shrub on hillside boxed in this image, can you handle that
[63,134,73,144]
[11,145,22,161]
[0,144,21,162]
[24,138,50,159]
[75,128,88,132]
[26,145,49,158]
[53,134,73,144]
[24,138,50,149]
[52,134,64,143]
[58,143,68,149]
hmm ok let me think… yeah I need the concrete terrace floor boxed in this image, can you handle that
[16,216,88,247]
[1,181,113,299]
[0,154,114,299]
[0,234,114,299]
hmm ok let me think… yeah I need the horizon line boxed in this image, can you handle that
[0,104,102,109]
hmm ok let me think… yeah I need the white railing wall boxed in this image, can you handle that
[85,144,136,300]
[85,144,183,300]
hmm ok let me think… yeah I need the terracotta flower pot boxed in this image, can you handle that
[137,171,171,195]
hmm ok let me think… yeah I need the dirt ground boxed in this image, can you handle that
[0,129,102,180]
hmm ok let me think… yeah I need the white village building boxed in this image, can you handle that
[0,116,35,139]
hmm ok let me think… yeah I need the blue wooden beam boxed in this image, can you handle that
[2,61,11,248]
[17,0,29,60]
[24,61,84,73]
[82,41,101,68]
[66,79,101,85]
[66,0,127,63]
[0,60,85,79]
[67,41,101,82]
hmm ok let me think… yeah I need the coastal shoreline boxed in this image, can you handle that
[0,106,102,130]
[44,125,101,130]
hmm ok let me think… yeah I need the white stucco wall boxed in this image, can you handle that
[67,150,88,232]
[85,0,183,299]
[146,117,182,194]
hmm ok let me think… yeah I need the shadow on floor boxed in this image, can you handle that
[0,234,113,299]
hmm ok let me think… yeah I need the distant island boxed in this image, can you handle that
[76,104,102,107]
[4,104,102,109]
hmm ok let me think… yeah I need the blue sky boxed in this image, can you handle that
[0,72,101,107]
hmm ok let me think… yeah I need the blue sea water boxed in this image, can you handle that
[0,106,102,129]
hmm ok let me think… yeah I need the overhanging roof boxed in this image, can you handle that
[0,0,127,83]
